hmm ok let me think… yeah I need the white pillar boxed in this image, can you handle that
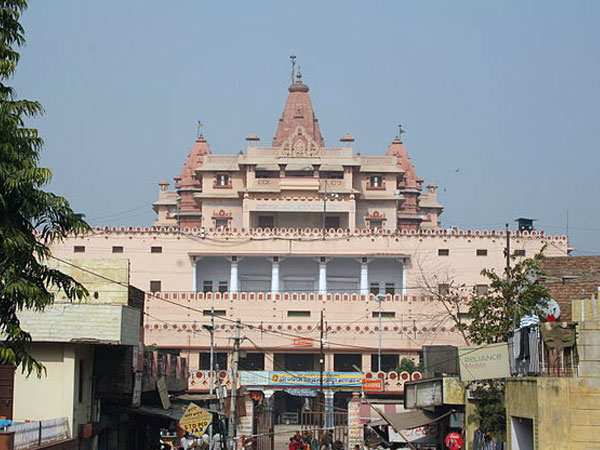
[229,257,239,293]
[271,258,280,293]
[360,258,370,295]
[319,259,327,295]
[400,258,406,296]
[193,258,198,292]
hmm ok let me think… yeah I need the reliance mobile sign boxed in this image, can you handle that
[458,343,510,382]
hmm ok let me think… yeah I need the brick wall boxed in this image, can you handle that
[542,256,600,321]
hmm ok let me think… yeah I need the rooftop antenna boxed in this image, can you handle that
[197,120,204,139]
[290,55,297,84]
[397,124,406,142]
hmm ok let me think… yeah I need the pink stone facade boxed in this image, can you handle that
[56,75,570,399]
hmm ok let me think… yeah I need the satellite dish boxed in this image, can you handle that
[540,298,561,319]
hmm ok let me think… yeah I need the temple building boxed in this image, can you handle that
[49,72,569,428]
[153,73,443,232]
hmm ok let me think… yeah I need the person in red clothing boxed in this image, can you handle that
[289,437,302,450]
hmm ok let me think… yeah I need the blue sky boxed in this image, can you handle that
[14,1,600,254]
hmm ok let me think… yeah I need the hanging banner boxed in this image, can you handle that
[269,371,362,387]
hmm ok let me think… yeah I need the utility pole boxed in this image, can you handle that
[375,294,385,371]
[505,223,518,330]
[504,223,511,275]
[319,310,325,427]
[228,319,241,450]
[319,310,324,392]
[203,308,216,450]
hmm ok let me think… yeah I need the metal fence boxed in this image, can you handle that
[7,417,69,450]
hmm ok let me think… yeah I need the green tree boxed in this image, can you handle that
[397,357,424,374]
[0,0,89,375]
[462,249,548,440]
[463,249,549,345]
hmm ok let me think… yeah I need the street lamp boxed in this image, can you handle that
[374,293,386,371]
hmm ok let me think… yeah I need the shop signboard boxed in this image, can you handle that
[156,376,170,409]
[179,403,213,436]
[362,378,384,392]
[458,343,510,382]
[293,338,313,347]
[388,424,438,444]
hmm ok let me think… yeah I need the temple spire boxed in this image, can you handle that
[272,66,325,148]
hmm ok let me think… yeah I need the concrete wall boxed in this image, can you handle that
[18,304,141,346]
[13,343,94,440]
[506,377,600,450]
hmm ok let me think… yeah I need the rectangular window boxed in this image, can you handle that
[216,174,231,187]
[215,219,229,228]
[112,246,124,253]
[287,310,311,317]
[334,354,362,372]
[78,359,84,403]
[438,249,450,256]
[218,281,228,293]
[372,311,396,318]
[320,171,343,179]
[371,354,399,372]
[203,309,226,316]
[324,216,340,229]
[202,280,213,293]
[396,174,405,187]
[369,220,383,229]
[514,249,526,257]
[476,249,488,256]
[239,352,265,371]
[369,175,383,188]
[475,284,488,295]
[74,245,85,253]
[150,280,162,292]
[258,215,275,229]
[151,246,162,254]
[370,282,380,295]
[199,352,228,371]
[385,282,396,295]
[255,171,279,179]
[438,284,450,295]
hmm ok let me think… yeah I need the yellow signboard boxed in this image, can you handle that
[179,403,213,436]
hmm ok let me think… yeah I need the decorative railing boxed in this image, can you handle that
[90,225,565,241]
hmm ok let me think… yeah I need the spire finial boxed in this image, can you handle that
[397,124,406,142]
[290,55,297,84]
[296,65,302,83]
[197,120,204,139]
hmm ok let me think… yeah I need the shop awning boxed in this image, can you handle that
[370,409,453,431]
[123,405,184,421]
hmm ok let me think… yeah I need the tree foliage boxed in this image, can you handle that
[0,0,89,375]
[470,381,506,440]
[464,249,549,345]
[397,357,424,374]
